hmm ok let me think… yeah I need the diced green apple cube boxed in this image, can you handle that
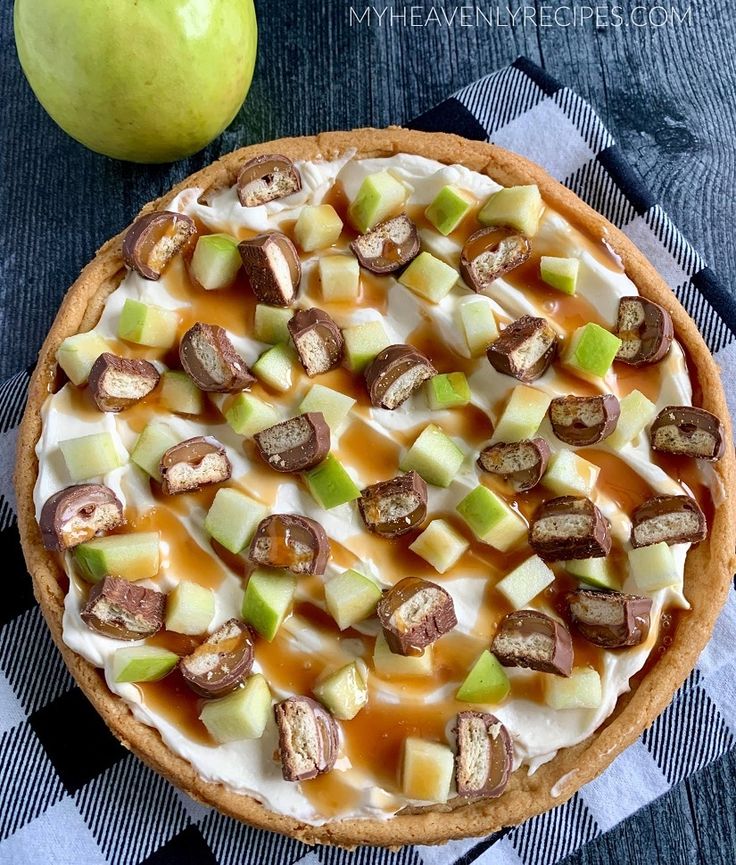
[241,568,297,641]
[544,667,602,710]
[298,384,355,432]
[74,532,161,583]
[199,673,272,743]
[60,432,126,481]
[373,631,433,677]
[458,297,499,357]
[56,331,112,385]
[319,255,360,302]
[562,323,622,380]
[478,185,544,236]
[401,737,454,803]
[565,557,619,590]
[399,252,458,303]
[165,581,215,634]
[456,649,510,703]
[490,385,552,444]
[112,646,179,683]
[160,371,204,416]
[409,519,469,574]
[205,488,268,554]
[496,555,555,609]
[190,233,241,290]
[343,320,391,373]
[305,454,361,509]
[425,185,474,235]
[118,299,179,348]
[540,256,580,295]
[399,424,465,488]
[628,542,679,592]
[313,660,369,720]
[543,450,600,497]
[131,422,179,482]
[224,392,279,436]
[294,204,343,251]
[607,390,657,450]
[456,485,527,551]
[253,304,294,344]
[426,372,471,410]
[252,343,297,392]
[325,568,382,630]
[348,171,407,233]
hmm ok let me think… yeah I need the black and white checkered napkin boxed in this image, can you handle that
[1,58,735,865]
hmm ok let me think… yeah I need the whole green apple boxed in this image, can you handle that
[14,0,257,163]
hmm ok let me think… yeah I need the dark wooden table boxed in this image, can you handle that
[2,1,734,862]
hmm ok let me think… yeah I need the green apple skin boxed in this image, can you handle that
[456,650,510,703]
[14,0,257,164]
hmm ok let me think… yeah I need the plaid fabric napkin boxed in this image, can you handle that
[1,57,734,865]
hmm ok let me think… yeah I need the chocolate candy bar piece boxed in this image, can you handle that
[491,609,573,676]
[358,471,428,538]
[238,232,301,306]
[160,436,231,495]
[549,394,620,446]
[236,154,302,207]
[349,214,420,274]
[254,412,330,473]
[615,296,673,365]
[88,353,160,412]
[487,315,558,382]
[287,308,344,376]
[122,211,196,280]
[274,695,340,781]
[455,711,513,798]
[40,483,125,551]
[568,589,652,648]
[650,405,725,461]
[180,619,254,698]
[376,576,457,655]
[80,575,164,640]
[179,322,255,392]
[630,494,706,547]
[364,344,437,410]
[460,226,531,293]
[529,495,611,560]
[249,514,330,575]
[477,438,551,492]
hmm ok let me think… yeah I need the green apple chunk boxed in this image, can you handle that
[131,422,179,482]
[75,532,161,583]
[456,649,510,703]
[305,454,361,509]
[543,450,600,497]
[496,555,555,609]
[401,737,454,803]
[399,424,465,487]
[325,569,382,630]
[253,304,293,344]
[409,519,469,574]
[205,488,268,554]
[252,342,297,392]
[540,256,579,295]
[628,542,679,592]
[343,320,391,372]
[399,251,458,303]
[199,673,272,743]
[607,389,657,450]
[112,646,179,684]
[373,631,433,677]
[562,323,622,380]
[313,660,369,720]
[298,384,355,432]
[544,667,602,710]
[56,331,112,386]
[118,299,179,348]
[565,557,619,590]
[60,432,126,481]
[348,171,407,233]
[478,185,544,236]
[426,372,471,410]
[490,385,551,444]
[319,254,360,302]
[190,234,241,290]
[295,204,343,251]
[425,185,474,235]
[165,581,215,634]
[224,392,279,436]
[456,485,527,552]
[458,297,499,357]
[241,568,297,641]
[160,371,204,416]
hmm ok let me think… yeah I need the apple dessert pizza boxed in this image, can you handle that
[15,129,735,846]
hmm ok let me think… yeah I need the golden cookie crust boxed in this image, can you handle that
[14,128,736,847]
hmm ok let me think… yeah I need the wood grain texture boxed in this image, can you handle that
[1,0,734,860]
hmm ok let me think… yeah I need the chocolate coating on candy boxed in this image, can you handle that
[615,296,674,365]
[249,514,330,575]
[650,405,726,461]
[568,589,652,648]
[487,315,558,382]
[358,471,428,538]
[630,494,706,547]
[254,412,331,473]
[179,323,255,392]
[122,211,196,281]
[460,226,531,293]
[274,696,340,781]
[477,438,550,492]
[349,214,420,274]
[180,619,254,698]
[455,711,513,799]
[237,154,302,207]
[491,610,573,676]
[88,353,160,412]
[160,436,231,495]
[529,495,612,561]
[81,575,164,641]
[238,232,301,306]
[288,308,344,376]
[548,394,620,446]
[40,484,124,551]
[376,576,457,655]
[364,344,437,410]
